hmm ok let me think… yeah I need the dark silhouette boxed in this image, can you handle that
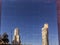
[0,35,2,44]
[2,33,9,44]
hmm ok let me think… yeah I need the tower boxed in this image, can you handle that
[42,24,49,45]
[12,28,21,45]
[56,0,60,44]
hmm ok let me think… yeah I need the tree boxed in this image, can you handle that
[2,33,9,44]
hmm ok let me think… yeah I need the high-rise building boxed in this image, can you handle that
[12,28,21,45]
[56,0,60,45]
[42,24,49,45]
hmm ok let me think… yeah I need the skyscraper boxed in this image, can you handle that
[56,0,60,45]
[12,28,21,45]
[42,24,49,45]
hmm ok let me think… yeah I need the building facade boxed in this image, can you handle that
[42,24,49,45]
[56,0,60,45]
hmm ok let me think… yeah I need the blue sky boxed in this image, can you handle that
[1,0,58,45]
